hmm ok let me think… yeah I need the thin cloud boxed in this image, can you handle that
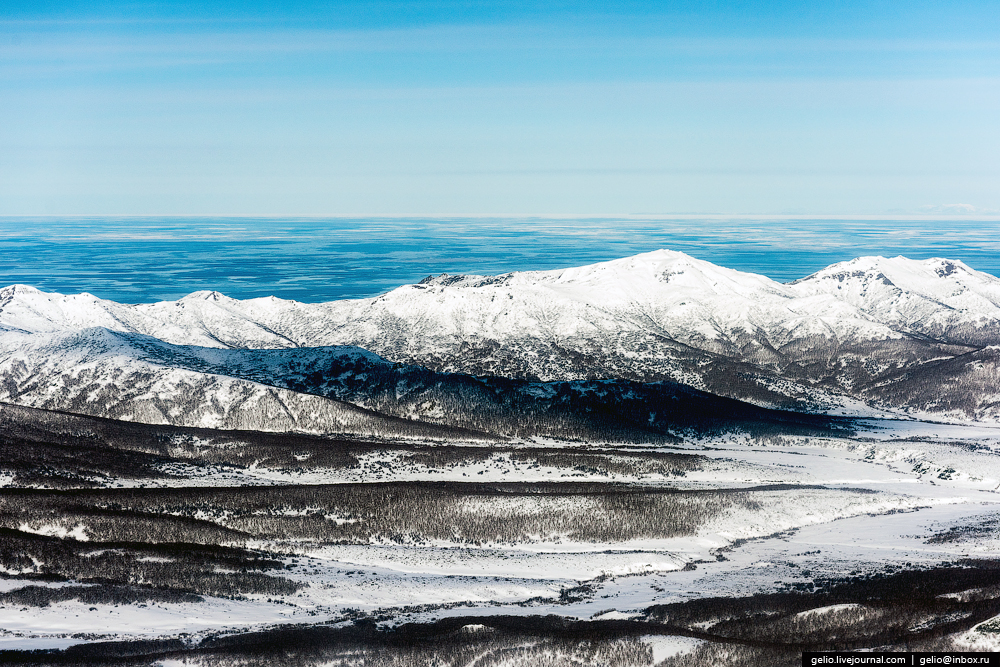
[1,23,998,79]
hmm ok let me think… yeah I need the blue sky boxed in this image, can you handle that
[1,1,998,215]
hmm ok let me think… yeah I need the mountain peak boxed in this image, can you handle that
[793,255,995,293]
[180,290,232,302]
[0,284,47,299]
[0,285,62,316]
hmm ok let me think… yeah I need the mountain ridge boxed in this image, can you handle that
[2,250,999,422]
[0,326,853,442]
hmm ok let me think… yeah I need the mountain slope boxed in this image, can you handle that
[790,256,1000,347]
[0,328,474,440]
[0,328,851,442]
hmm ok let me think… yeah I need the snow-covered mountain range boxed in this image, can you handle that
[0,326,845,440]
[0,327,476,439]
[2,250,999,424]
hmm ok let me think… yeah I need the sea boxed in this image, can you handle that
[2,216,999,303]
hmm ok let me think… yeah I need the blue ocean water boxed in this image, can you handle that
[2,216,998,303]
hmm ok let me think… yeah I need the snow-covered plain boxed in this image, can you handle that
[3,415,1000,659]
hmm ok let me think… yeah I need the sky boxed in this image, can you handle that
[1,1,998,216]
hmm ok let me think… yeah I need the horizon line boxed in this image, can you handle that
[3,213,1000,221]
